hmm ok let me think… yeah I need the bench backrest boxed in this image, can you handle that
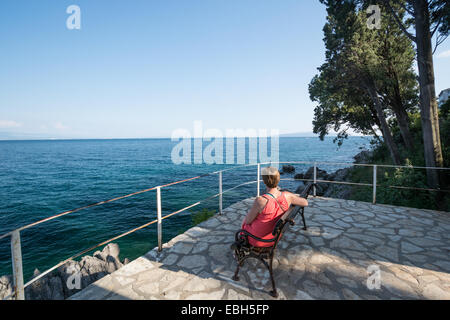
[271,182,314,238]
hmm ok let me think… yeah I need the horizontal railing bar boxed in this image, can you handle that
[279,178,449,192]
[221,180,258,194]
[386,185,450,193]
[265,161,450,170]
[279,178,373,187]
[210,163,257,174]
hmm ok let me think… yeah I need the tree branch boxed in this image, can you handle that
[383,0,417,43]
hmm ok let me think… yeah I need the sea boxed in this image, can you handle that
[0,136,370,280]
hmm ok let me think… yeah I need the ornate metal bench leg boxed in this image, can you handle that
[301,208,307,230]
[268,255,278,298]
[232,263,241,281]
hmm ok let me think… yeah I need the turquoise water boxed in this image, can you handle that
[0,137,370,280]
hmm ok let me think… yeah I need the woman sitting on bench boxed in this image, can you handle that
[241,166,309,247]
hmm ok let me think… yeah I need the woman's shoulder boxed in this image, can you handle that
[280,190,293,199]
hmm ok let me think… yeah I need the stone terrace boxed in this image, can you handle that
[70,197,450,300]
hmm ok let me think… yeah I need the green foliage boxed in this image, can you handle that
[376,162,435,209]
[440,99,450,168]
[191,208,216,226]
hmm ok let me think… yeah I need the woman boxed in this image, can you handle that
[242,166,308,247]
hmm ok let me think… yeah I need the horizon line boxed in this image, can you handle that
[0,134,371,142]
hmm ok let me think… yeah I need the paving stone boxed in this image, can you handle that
[302,280,340,300]
[401,242,423,254]
[177,255,208,270]
[336,277,359,289]
[191,241,209,254]
[321,227,343,240]
[227,289,251,300]
[373,245,399,262]
[309,253,334,265]
[342,288,362,300]
[185,289,226,300]
[161,253,179,266]
[330,236,366,251]
[294,290,314,300]
[170,242,194,255]
[422,283,450,300]
[380,271,419,299]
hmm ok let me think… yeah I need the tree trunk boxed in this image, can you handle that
[391,71,415,151]
[368,87,402,165]
[413,0,443,188]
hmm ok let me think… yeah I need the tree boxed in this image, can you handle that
[381,0,449,187]
[310,0,418,164]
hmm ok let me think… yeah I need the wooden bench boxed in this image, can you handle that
[230,182,315,298]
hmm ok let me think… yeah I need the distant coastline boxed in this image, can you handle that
[0,132,369,141]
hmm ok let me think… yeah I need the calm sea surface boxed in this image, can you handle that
[0,137,370,279]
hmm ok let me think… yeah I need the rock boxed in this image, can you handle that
[303,167,328,180]
[103,243,121,261]
[281,165,295,174]
[0,242,128,300]
[0,275,13,300]
[49,276,65,300]
[353,150,373,164]
[327,168,351,182]
[295,182,306,194]
[294,173,304,180]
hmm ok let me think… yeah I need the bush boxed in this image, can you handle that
[191,208,216,225]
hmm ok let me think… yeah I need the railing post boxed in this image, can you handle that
[156,187,162,252]
[313,162,317,197]
[219,171,223,215]
[11,230,25,300]
[372,165,377,204]
[257,163,260,197]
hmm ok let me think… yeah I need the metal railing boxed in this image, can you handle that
[1,160,449,300]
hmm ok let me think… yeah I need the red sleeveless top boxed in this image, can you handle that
[242,192,290,247]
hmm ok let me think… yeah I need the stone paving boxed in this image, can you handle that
[70,197,450,300]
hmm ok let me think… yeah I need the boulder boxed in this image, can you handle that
[281,165,295,174]
[295,182,306,194]
[294,173,304,180]
[0,275,13,300]
[304,167,329,180]
[353,150,373,164]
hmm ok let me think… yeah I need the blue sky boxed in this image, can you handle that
[1,1,449,139]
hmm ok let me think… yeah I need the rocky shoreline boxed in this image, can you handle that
[0,243,128,300]
[281,150,373,199]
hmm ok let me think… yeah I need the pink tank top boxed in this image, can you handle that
[242,192,289,247]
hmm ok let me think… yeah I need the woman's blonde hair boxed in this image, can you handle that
[261,166,280,188]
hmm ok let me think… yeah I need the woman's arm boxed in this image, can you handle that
[285,192,308,207]
[244,196,268,225]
